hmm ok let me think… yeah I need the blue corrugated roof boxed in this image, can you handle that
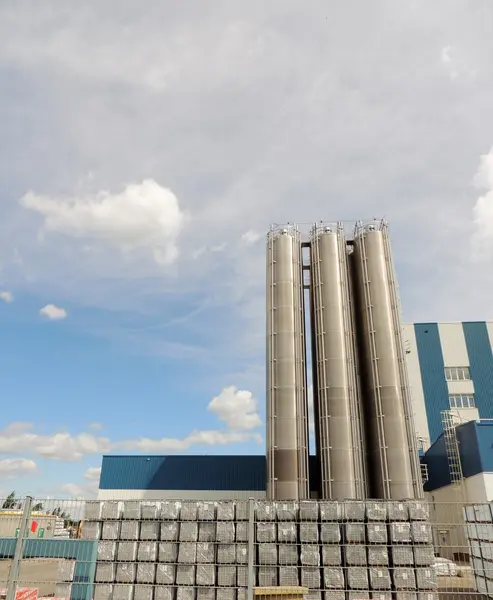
[100,455,320,492]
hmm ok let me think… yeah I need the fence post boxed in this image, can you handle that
[6,495,33,600]
[247,498,255,600]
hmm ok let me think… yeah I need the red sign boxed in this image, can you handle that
[30,521,38,533]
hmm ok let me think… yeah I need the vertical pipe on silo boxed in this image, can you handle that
[352,222,415,500]
[310,223,366,500]
[266,226,309,500]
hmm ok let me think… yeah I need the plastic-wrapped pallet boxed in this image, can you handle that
[84,500,102,520]
[237,566,248,586]
[160,522,179,541]
[467,522,478,539]
[141,501,160,520]
[238,589,247,600]
[476,577,488,596]
[344,501,366,521]
[300,544,320,566]
[415,568,437,590]
[319,501,341,521]
[369,568,391,590]
[483,541,493,561]
[347,567,369,589]
[138,541,158,562]
[216,521,235,543]
[279,566,299,586]
[197,542,215,563]
[390,522,412,544]
[178,542,197,563]
[367,523,388,544]
[256,522,276,543]
[470,539,481,558]
[155,588,174,600]
[123,501,141,520]
[345,523,366,544]
[177,589,195,600]
[306,593,322,600]
[368,546,388,566]
[236,544,248,564]
[322,545,341,566]
[345,545,367,566]
[418,594,438,600]
[256,501,276,521]
[159,542,178,562]
[101,500,122,520]
[180,522,199,542]
[217,590,236,600]
[258,567,277,586]
[411,522,432,544]
[258,543,277,565]
[217,565,236,586]
[116,542,138,562]
[279,544,298,565]
[395,594,417,600]
[392,546,414,566]
[176,565,196,586]
[388,502,409,521]
[96,563,116,583]
[161,501,181,520]
[372,594,392,600]
[217,501,235,521]
[120,521,140,541]
[140,521,160,541]
[196,564,216,586]
[236,501,248,521]
[301,567,321,589]
[136,563,156,584]
[217,543,236,564]
[277,522,297,543]
[113,584,134,600]
[326,593,345,600]
[94,584,113,600]
[473,557,485,577]
[300,523,318,543]
[82,521,101,540]
[54,583,72,599]
[236,522,248,542]
[323,567,344,589]
[197,589,215,600]
[156,563,175,585]
[408,501,430,521]
[320,523,341,543]
[181,502,198,521]
[474,503,493,522]
[98,541,117,561]
[197,501,216,521]
[102,521,121,540]
[134,585,154,600]
[115,563,137,584]
[58,559,76,581]
[198,522,216,542]
[366,502,387,521]
[276,501,298,521]
[413,546,434,566]
[393,568,417,590]
[299,500,319,521]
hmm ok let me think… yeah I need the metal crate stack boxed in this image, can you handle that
[465,502,493,597]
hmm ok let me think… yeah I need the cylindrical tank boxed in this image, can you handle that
[266,225,309,500]
[352,221,416,500]
[310,223,367,500]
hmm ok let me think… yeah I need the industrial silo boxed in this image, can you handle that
[310,223,367,500]
[266,225,310,500]
[352,220,421,500]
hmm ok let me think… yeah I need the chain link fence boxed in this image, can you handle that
[0,496,492,600]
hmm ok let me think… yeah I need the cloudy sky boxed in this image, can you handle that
[1,0,493,499]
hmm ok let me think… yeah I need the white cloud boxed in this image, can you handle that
[60,466,101,498]
[20,179,186,266]
[208,386,262,430]
[0,291,13,303]
[40,304,68,320]
[241,230,261,246]
[84,466,101,481]
[472,147,493,260]
[0,458,37,476]
[0,422,111,461]
[88,422,103,431]
[120,429,262,452]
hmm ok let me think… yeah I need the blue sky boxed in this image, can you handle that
[1,0,493,498]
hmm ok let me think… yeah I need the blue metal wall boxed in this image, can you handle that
[463,321,493,420]
[414,323,449,441]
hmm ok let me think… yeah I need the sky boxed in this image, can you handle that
[1,0,493,500]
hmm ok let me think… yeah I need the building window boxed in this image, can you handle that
[444,366,471,381]
[449,394,475,409]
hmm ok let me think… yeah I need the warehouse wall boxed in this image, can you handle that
[98,489,265,500]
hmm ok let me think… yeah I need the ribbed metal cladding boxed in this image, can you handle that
[352,221,416,500]
[266,225,309,500]
[310,223,367,500]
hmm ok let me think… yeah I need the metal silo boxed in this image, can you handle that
[310,223,367,500]
[266,225,309,500]
[352,220,420,500]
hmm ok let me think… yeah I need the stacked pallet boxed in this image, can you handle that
[465,503,493,597]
